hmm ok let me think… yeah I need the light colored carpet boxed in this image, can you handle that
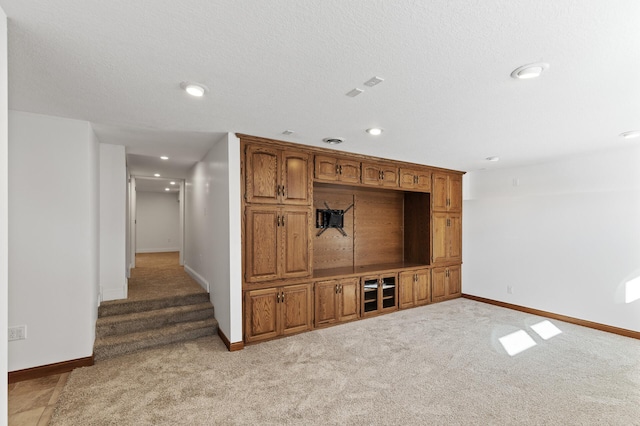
[51,299,640,425]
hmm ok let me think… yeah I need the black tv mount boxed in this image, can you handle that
[315,202,354,237]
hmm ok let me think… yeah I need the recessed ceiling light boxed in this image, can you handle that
[180,81,208,97]
[511,63,549,79]
[165,188,170,191]
[323,137,344,145]
[282,130,294,135]
[154,173,161,177]
[366,128,383,136]
[170,181,176,185]
[160,156,169,160]
[486,156,500,162]
[620,130,640,139]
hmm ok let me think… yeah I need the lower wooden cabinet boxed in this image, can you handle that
[244,283,312,343]
[361,274,398,317]
[314,278,360,327]
[399,269,431,309]
[431,265,461,302]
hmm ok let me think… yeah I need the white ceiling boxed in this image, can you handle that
[2,0,639,176]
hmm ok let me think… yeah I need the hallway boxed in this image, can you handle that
[126,252,206,301]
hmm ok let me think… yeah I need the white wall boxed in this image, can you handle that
[463,144,640,333]
[99,143,127,301]
[1,6,9,423]
[136,191,180,253]
[8,111,99,371]
[184,133,242,343]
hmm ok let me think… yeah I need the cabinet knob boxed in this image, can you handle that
[277,293,281,303]
[281,292,285,303]
[336,284,339,294]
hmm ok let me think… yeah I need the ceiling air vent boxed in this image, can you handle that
[323,137,344,145]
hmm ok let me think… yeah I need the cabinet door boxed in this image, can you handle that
[399,169,417,190]
[314,155,339,182]
[380,274,398,313]
[246,145,280,204]
[432,173,448,211]
[415,269,431,306]
[361,276,379,317]
[281,284,312,336]
[245,206,280,282]
[449,175,462,212]
[449,213,462,262]
[415,170,432,192]
[314,280,338,326]
[432,267,447,302]
[448,265,462,297]
[338,159,361,183]
[245,288,279,343]
[281,208,311,279]
[432,212,449,264]
[338,278,360,321]
[281,151,311,205]
[380,165,399,188]
[399,271,416,309]
[361,163,382,186]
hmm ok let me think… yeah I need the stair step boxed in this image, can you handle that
[95,302,215,338]
[98,293,210,318]
[94,317,218,361]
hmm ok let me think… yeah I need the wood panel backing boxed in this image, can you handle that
[404,192,430,264]
[354,188,404,267]
[313,186,355,270]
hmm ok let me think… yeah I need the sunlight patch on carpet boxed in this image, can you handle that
[530,320,562,340]
[499,329,537,356]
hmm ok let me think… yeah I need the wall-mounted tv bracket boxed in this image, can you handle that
[315,201,354,237]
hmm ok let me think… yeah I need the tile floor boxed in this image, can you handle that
[8,373,68,426]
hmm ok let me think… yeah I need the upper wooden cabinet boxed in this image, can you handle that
[245,205,312,283]
[362,162,399,188]
[245,145,312,205]
[432,212,462,264]
[432,172,462,211]
[314,155,360,184]
[399,168,431,192]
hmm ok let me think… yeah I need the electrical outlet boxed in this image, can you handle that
[507,285,513,294]
[8,325,27,341]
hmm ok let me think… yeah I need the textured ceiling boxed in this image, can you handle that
[2,0,639,177]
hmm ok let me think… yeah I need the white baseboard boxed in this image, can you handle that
[135,248,180,253]
[101,284,127,302]
[184,264,209,292]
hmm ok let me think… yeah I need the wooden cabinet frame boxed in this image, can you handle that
[314,155,360,184]
[432,172,462,212]
[399,269,431,309]
[314,278,360,327]
[432,212,462,264]
[361,274,398,317]
[431,265,461,302]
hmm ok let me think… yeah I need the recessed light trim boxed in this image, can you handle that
[364,76,384,87]
[160,156,169,160]
[165,188,170,191]
[366,128,383,136]
[282,130,294,135]
[154,173,161,177]
[180,81,209,97]
[323,137,344,145]
[511,63,549,79]
[620,130,640,139]
[346,88,364,98]
[486,156,500,162]
[170,181,176,185]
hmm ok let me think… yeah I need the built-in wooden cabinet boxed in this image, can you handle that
[314,278,360,327]
[245,145,312,205]
[432,172,462,212]
[399,168,431,192]
[399,269,431,309]
[240,134,463,346]
[245,205,311,282]
[314,155,360,184]
[361,162,399,187]
[361,274,398,317]
[431,265,461,302]
[244,283,313,343]
[432,212,462,264]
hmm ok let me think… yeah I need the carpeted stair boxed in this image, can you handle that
[94,293,217,361]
